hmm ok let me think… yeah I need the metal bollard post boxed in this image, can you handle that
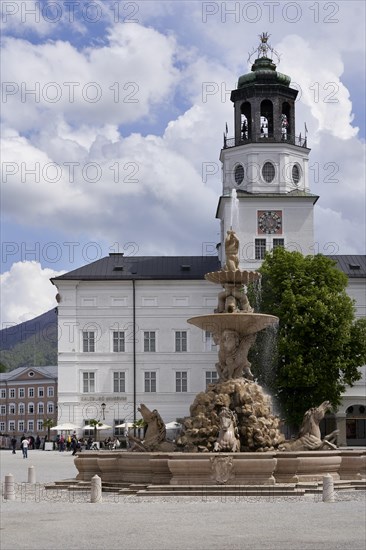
[28,466,36,484]
[322,473,335,502]
[90,474,102,503]
[4,474,16,501]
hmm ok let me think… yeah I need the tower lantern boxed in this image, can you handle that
[231,32,299,147]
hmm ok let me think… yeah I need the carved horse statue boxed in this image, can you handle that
[280,401,339,451]
[213,407,240,453]
[128,404,175,452]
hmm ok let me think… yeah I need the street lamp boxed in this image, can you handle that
[101,402,106,421]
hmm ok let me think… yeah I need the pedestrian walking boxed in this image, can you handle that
[21,437,29,458]
[11,436,17,454]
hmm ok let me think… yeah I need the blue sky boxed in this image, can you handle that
[1,0,365,323]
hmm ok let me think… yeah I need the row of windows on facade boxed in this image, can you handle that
[1,402,55,415]
[255,238,284,259]
[0,420,47,433]
[83,330,217,353]
[233,161,301,186]
[0,387,55,399]
[83,370,219,393]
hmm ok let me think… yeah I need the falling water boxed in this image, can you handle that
[230,188,240,232]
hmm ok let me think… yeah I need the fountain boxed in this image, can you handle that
[70,231,365,491]
[181,229,284,453]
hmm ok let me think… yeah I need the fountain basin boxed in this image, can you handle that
[74,450,366,485]
[187,313,278,336]
[205,270,260,285]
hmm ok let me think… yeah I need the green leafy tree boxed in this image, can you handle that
[252,248,366,427]
[88,419,102,441]
[43,418,55,441]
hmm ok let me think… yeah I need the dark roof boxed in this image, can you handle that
[328,255,366,278]
[52,255,221,282]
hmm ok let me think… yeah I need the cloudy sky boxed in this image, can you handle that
[1,0,365,324]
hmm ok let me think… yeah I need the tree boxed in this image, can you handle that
[251,248,366,428]
[43,418,55,441]
[88,419,102,442]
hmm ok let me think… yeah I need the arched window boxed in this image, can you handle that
[241,102,251,140]
[260,100,273,138]
[282,102,291,140]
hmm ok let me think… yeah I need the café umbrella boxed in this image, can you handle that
[50,422,79,431]
[83,424,112,431]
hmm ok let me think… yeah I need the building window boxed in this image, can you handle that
[0,421,5,431]
[28,403,34,414]
[292,164,301,185]
[18,388,25,398]
[0,389,5,399]
[113,331,125,352]
[28,388,34,398]
[0,405,6,415]
[38,387,44,397]
[27,420,34,432]
[38,403,44,414]
[273,238,285,250]
[144,372,156,393]
[18,420,24,432]
[205,331,218,352]
[10,388,15,398]
[47,387,54,397]
[83,331,95,352]
[262,161,275,183]
[18,403,25,414]
[9,403,16,415]
[47,403,54,414]
[176,371,188,392]
[234,164,244,185]
[206,371,218,388]
[83,372,95,393]
[255,239,266,260]
[9,421,15,431]
[144,331,156,352]
[113,372,125,393]
[37,420,43,431]
[175,331,187,352]
[114,419,125,437]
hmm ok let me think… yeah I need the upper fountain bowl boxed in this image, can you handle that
[205,270,260,285]
[187,312,278,337]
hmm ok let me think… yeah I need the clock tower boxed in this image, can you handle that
[217,33,318,270]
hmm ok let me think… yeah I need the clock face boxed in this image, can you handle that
[258,210,282,234]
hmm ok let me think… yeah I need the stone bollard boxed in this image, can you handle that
[90,474,102,503]
[322,473,335,502]
[4,474,16,501]
[28,466,36,484]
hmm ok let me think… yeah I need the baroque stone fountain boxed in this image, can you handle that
[181,229,284,453]
[71,230,365,489]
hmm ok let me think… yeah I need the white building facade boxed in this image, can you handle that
[53,257,222,431]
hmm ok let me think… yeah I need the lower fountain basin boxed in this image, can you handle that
[187,313,278,336]
[74,450,366,485]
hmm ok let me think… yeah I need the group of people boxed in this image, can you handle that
[10,433,125,457]
[10,434,37,458]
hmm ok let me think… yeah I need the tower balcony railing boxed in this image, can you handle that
[223,133,308,149]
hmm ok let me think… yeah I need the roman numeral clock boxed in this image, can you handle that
[257,210,282,235]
